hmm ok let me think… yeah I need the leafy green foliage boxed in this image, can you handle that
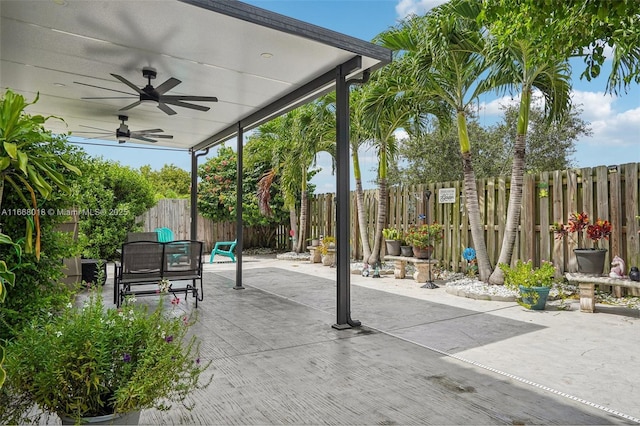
[395,104,587,184]
[499,259,556,289]
[74,158,156,260]
[2,291,210,423]
[0,89,81,258]
[139,164,190,200]
[0,135,83,342]
[197,146,238,223]
[198,145,288,228]
[405,223,444,248]
[481,0,640,94]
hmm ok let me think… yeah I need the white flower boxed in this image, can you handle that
[66,302,73,309]
[55,331,62,337]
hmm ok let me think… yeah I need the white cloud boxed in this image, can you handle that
[395,0,447,19]
[571,90,616,121]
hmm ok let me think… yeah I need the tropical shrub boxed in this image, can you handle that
[73,158,156,260]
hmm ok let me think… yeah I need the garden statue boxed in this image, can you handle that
[629,266,640,282]
[609,255,625,278]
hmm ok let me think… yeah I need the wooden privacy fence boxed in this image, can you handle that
[137,199,289,252]
[308,163,640,275]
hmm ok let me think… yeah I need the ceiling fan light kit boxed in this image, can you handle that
[75,114,174,144]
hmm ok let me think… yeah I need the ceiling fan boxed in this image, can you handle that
[75,67,218,115]
[74,115,174,144]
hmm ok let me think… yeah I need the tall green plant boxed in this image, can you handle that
[0,232,20,390]
[0,90,80,259]
[376,0,494,280]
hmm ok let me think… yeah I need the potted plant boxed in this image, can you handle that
[1,290,211,425]
[382,228,402,256]
[399,233,413,257]
[405,223,443,259]
[499,259,556,310]
[320,236,336,266]
[552,212,612,274]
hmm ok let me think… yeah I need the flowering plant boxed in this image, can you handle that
[1,290,210,424]
[552,212,612,249]
[319,235,336,255]
[405,223,444,249]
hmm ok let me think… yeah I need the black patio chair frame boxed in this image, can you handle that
[114,240,204,308]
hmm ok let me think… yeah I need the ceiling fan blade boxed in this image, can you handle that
[157,102,177,115]
[162,95,218,102]
[154,77,181,95]
[74,81,137,96]
[143,134,174,139]
[119,100,143,111]
[162,99,210,112]
[131,135,157,143]
[134,128,164,134]
[111,74,145,94]
[81,96,136,100]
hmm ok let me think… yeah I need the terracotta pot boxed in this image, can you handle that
[412,246,433,259]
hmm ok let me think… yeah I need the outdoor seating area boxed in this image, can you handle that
[128,257,640,424]
[114,240,204,308]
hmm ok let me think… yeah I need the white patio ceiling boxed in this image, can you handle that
[1,0,391,151]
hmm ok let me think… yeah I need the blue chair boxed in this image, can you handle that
[209,239,237,263]
[155,227,175,243]
[155,227,186,264]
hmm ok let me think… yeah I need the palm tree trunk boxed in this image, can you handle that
[488,89,530,285]
[368,180,387,266]
[368,144,388,266]
[458,111,492,281]
[353,150,372,262]
[296,178,308,253]
[289,206,298,253]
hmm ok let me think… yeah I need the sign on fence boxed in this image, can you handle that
[438,188,456,204]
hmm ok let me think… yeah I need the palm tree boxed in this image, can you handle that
[255,103,335,253]
[375,1,495,280]
[359,67,417,265]
[485,38,572,284]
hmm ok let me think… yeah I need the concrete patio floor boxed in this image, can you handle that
[100,255,639,425]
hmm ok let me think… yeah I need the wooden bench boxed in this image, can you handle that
[565,273,640,312]
[384,255,438,283]
[115,240,204,308]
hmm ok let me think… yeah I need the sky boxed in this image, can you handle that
[73,0,640,192]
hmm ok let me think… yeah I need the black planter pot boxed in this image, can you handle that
[400,245,413,257]
[81,259,107,286]
[574,249,606,275]
[385,240,401,256]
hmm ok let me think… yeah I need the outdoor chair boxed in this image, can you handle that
[154,227,188,263]
[114,240,204,307]
[154,227,175,243]
[209,239,237,263]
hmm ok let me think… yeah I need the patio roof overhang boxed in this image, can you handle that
[1,0,392,330]
[0,0,391,150]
